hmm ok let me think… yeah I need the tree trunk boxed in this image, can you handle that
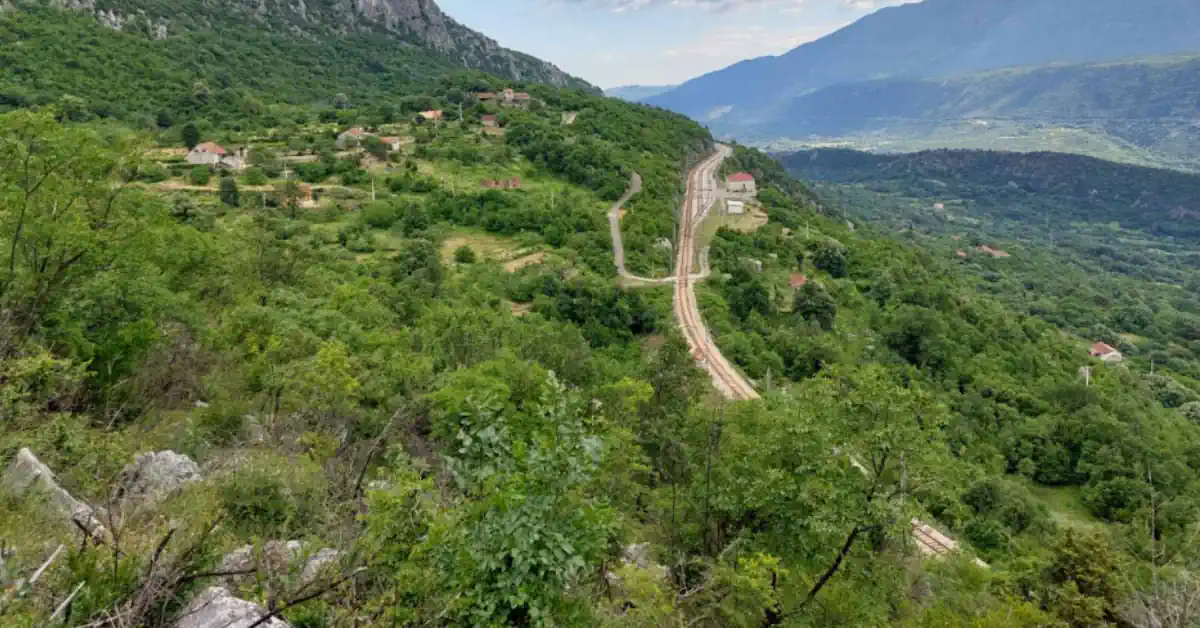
[800,525,862,609]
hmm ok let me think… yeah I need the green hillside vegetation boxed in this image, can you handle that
[0,2,591,130]
[5,17,1200,623]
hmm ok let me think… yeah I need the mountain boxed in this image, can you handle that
[604,84,675,103]
[646,0,1200,137]
[61,0,591,90]
[764,55,1200,171]
[0,0,594,125]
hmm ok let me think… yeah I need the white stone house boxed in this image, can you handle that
[727,172,757,195]
[336,127,372,149]
[186,142,247,170]
[726,200,745,215]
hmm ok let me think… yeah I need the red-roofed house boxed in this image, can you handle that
[379,137,402,152]
[956,249,968,258]
[789,273,808,289]
[727,172,757,194]
[1089,342,1124,363]
[481,114,499,128]
[187,141,247,170]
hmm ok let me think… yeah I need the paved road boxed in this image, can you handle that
[667,145,977,564]
[608,172,710,286]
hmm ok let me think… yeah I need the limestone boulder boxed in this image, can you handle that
[175,586,290,628]
[2,448,106,541]
[118,451,203,505]
[219,541,342,586]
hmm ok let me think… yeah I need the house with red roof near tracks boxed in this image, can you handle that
[726,172,757,195]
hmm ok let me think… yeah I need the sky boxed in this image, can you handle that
[437,0,918,89]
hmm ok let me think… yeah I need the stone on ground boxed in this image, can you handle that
[175,586,290,628]
[1,448,106,541]
[118,451,203,504]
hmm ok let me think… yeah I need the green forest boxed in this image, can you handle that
[4,3,1200,627]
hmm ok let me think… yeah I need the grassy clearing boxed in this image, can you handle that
[440,231,527,266]
[1029,484,1103,531]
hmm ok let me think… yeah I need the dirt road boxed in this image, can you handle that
[608,172,710,286]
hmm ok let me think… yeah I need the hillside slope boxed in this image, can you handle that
[0,0,593,126]
[646,0,1200,135]
[779,147,1200,241]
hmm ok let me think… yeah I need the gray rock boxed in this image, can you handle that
[118,451,203,505]
[2,449,106,541]
[176,586,290,628]
[219,541,341,586]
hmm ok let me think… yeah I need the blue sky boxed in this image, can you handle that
[438,0,916,88]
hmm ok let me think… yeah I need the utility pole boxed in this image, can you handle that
[371,176,376,202]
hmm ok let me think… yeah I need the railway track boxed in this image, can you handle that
[668,146,982,566]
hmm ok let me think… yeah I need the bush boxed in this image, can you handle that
[361,201,399,229]
[139,164,170,183]
[219,176,239,207]
[189,165,211,185]
[219,455,324,536]
[244,167,268,186]
[454,244,477,264]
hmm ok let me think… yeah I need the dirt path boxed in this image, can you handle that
[608,172,709,285]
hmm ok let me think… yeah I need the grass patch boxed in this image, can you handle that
[1028,484,1104,531]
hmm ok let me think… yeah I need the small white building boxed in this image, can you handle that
[727,172,757,195]
[726,200,745,215]
[186,142,247,170]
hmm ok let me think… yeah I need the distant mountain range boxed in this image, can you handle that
[647,0,1200,164]
[604,85,676,103]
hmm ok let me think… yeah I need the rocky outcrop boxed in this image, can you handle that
[2,449,106,542]
[219,541,342,586]
[176,586,290,628]
[43,0,591,90]
[117,450,203,506]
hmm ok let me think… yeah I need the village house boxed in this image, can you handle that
[379,137,402,152]
[186,142,247,170]
[956,249,968,258]
[726,200,745,215]
[417,110,444,123]
[1089,342,1125,363]
[481,177,522,190]
[481,114,499,128]
[975,245,1011,258]
[502,88,531,105]
[297,183,317,209]
[789,273,808,289]
[336,127,372,149]
[727,172,757,195]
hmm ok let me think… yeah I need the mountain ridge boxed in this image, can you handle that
[647,0,1200,136]
[30,0,594,91]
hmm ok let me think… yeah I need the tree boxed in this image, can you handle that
[363,136,389,161]
[453,245,476,264]
[812,240,848,278]
[189,165,210,186]
[794,281,837,330]
[219,176,239,207]
[244,167,267,186]
[181,121,200,149]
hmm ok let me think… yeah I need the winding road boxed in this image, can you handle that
[608,172,710,286]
